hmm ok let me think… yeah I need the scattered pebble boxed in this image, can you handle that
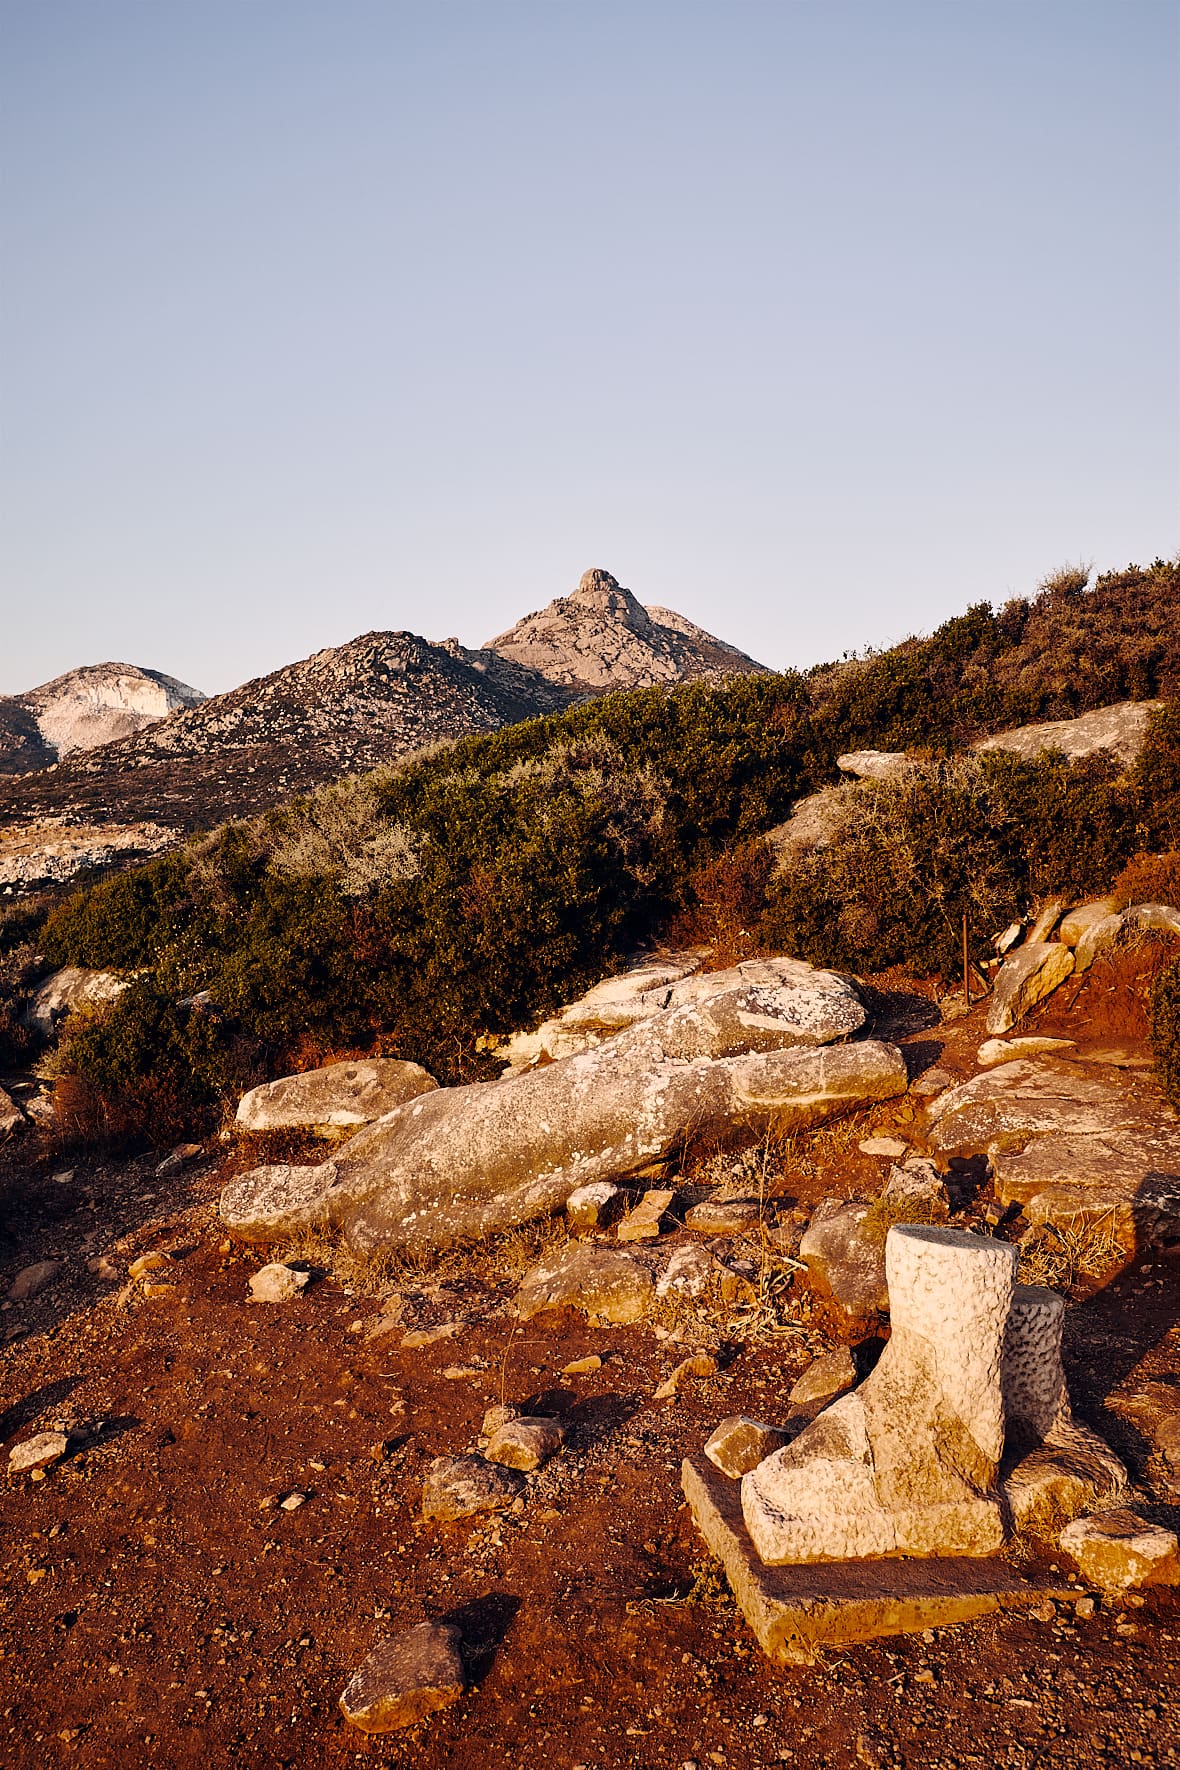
[654,1350,718,1401]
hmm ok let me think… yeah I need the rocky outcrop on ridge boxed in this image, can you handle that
[485,568,766,697]
[0,662,205,775]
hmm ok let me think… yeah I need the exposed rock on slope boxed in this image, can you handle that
[0,663,205,774]
[220,961,906,1254]
[973,699,1162,768]
[485,569,766,697]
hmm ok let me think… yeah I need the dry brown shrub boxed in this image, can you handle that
[1113,850,1180,910]
[1017,1218,1127,1290]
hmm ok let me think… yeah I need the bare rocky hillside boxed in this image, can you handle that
[0,572,764,884]
[0,663,205,776]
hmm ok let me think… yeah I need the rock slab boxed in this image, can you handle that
[236,1058,437,1134]
[682,1457,1071,1664]
[986,943,1074,1036]
[339,1622,466,1733]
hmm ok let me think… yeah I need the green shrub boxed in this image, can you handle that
[1150,957,1180,1111]
[762,750,1139,978]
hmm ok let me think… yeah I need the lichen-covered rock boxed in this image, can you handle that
[25,966,127,1039]
[985,943,1074,1035]
[1074,911,1126,973]
[8,1431,69,1475]
[925,1060,1180,1248]
[977,1036,1075,1066]
[836,750,910,781]
[502,954,868,1069]
[565,1181,624,1229]
[247,1262,310,1303]
[0,1086,25,1140]
[974,700,1161,769]
[655,1242,715,1300]
[1059,1509,1180,1591]
[617,1188,675,1242]
[485,1416,565,1472]
[1059,899,1119,947]
[7,1260,63,1301]
[799,1201,888,1327]
[339,1622,466,1733]
[421,1455,524,1521]
[515,1243,657,1324]
[236,1058,437,1135]
[788,1348,858,1410]
[684,1197,765,1234]
[220,985,906,1254]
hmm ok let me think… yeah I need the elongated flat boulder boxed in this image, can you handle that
[220,990,906,1254]
[1059,899,1119,947]
[236,1058,437,1135]
[682,1457,1070,1663]
[986,943,1074,1035]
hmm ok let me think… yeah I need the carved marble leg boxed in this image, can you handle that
[742,1226,1017,1564]
[1001,1283,1126,1532]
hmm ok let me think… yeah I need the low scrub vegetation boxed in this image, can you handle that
[1151,956,1180,1111]
[31,560,1180,1124]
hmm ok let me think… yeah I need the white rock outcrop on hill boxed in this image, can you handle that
[0,663,205,774]
[220,964,906,1254]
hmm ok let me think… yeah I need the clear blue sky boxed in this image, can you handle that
[2,1,1177,695]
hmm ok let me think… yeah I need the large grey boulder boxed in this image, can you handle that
[974,699,1161,769]
[501,954,865,1069]
[25,966,128,1039]
[221,1030,907,1255]
[985,943,1074,1035]
[235,1058,437,1136]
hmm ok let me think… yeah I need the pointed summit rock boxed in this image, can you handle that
[485,568,766,697]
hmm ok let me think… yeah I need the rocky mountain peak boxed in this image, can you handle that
[566,569,653,635]
[485,568,765,697]
[0,662,206,775]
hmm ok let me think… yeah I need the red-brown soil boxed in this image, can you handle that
[1,975,1179,1769]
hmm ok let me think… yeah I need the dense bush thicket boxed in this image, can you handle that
[38,559,1180,1117]
[1151,958,1180,1111]
[761,751,1143,978]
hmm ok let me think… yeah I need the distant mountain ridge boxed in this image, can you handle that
[0,569,760,840]
[0,663,205,776]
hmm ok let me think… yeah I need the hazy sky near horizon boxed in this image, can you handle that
[2,1,1177,697]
